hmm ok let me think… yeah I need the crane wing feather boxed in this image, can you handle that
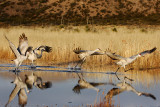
[73,47,88,54]
[105,51,125,60]
[34,45,52,52]
[17,33,28,55]
[139,47,157,56]
[129,47,157,59]
[91,52,105,55]
[5,35,20,58]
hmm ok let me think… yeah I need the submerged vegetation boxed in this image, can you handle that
[0,25,159,71]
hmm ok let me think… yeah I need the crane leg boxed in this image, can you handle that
[74,60,81,68]
[14,67,19,75]
[74,57,86,68]
[14,68,18,74]
[115,67,120,73]
[79,60,85,67]
[80,58,86,67]
[30,61,36,69]
[124,68,126,72]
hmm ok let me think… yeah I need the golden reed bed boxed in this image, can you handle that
[0,25,160,70]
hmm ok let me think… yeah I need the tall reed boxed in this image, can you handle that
[0,25,159,69]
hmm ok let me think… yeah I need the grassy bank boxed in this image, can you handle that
[0,25,159,70]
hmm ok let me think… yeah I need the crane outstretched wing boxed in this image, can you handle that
[105,49,125,60]
[4,35,20,58]
[34,45,52,52]
[139,47,157,56]
[91,51,105,55]
[129,47,157,59]
[17,33,29,55]
[73,47,88,54]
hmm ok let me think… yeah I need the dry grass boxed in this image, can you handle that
[0,25,160,70]
[93,91,116,107]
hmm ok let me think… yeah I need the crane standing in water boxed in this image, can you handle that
[17,33,52,68]
[4,35,30,72]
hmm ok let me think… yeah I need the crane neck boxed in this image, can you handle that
[36,49,44,58]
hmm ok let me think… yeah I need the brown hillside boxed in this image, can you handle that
[0,0,160,25]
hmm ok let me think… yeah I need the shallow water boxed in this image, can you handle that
[0,63,160,107]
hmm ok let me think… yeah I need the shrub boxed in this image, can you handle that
[101,9,106,13]
[59,24,65,29]
[112,28,117,32]
[74,28,80,32]
[40,0,48,3]
[70,2,77,7]
[141,29,147,33]
[85,25,91,32]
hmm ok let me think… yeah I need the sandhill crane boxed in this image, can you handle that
[105,47,157,73]
[17,33,52,68]
[5,75,30,107]
[73,47,104,68]
[105,76,156,100]
[25,72,52,90]
[4,35,29,72]
[26,46,52,68]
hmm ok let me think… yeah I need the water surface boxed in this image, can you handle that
[0,63,159,107]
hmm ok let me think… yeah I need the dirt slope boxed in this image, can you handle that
[0,0,160,25]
